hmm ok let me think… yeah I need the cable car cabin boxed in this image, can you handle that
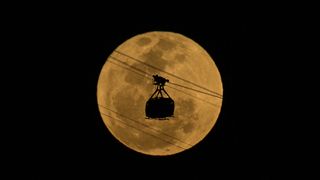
[146,97,174,119]
[145,75,175,120]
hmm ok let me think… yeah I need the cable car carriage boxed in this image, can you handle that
[145,75,174,120]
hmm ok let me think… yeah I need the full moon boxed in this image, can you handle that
[97,31,223,156]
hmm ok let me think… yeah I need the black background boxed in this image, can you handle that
[4,3,314,179]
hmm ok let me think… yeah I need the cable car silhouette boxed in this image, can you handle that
[145,75,174,120]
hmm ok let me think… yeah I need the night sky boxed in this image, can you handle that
[4,3,310,179]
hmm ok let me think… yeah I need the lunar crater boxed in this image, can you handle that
[157,38,177,51]
[112,88,144,120]
[175,53,186,63]
[182,122,195,134]
[137,37,152,46]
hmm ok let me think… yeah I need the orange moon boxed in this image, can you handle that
[97,31,223,156]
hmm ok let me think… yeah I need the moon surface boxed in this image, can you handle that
[97,31,223,156]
